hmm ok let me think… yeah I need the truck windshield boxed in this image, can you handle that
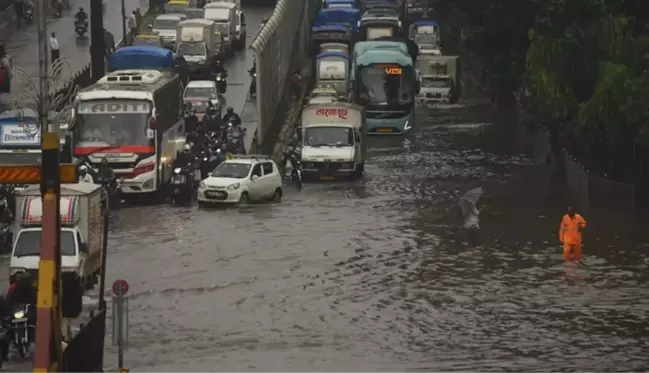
[214,23,230,35]
[153,18,180,29]
[185,86,217,99]
[357,65,416,108]
[414,34,437,45]
[177,42,206,56]
[422,77,450,88]
[304,126,354,147]
[76,100,152,148]
[14,231,76,257]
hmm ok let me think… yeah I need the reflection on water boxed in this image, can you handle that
[98,99,648,370]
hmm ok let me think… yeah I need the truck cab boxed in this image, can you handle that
[10,183,105,290]
[300,103,366,180]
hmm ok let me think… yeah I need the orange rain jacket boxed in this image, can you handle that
[559,214,587,245]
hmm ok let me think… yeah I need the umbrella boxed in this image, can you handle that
[459,187,483,229]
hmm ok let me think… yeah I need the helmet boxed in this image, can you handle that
[79,7,84,12]
[183,144,191,152]
[79,165,88,173]
[226,107,234,115]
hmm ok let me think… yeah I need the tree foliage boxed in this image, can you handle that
[440,0,649,179]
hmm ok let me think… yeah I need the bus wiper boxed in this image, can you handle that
[312,143,331,147]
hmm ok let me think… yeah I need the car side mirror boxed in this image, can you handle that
[79,242,88,254]
[251,174,259,181]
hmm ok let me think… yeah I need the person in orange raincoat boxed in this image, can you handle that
[559,206,587,261]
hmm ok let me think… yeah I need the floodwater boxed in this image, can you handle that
[103,101,649,369]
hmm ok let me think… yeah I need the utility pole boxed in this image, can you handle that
[90,0,106,81]
[36,0,49,131]
[121,0,127,46]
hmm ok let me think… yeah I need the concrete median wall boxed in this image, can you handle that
[249,0,318,144]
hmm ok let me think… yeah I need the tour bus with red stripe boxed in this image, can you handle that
[71,69,185,195]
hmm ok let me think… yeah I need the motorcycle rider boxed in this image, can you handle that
[7,272,37,307]
[74,7,87,24]
[173,144,195,170]
[222,107,241,127]
[202,102,221,133]
[214,60,228,78]
[184,107,199,134]
[97,158,114,180]
[78,165,94,183]
[281,147,302,189]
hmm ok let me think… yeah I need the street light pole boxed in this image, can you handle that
[36,0,49,131]
[121,0,128,46]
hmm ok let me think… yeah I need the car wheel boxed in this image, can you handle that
[239,192,251,205]
[271,188,282,202]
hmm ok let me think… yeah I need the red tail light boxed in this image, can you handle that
[132,163,155,176]
[149,117,157,130]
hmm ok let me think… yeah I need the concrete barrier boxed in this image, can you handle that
[249,0,318,144]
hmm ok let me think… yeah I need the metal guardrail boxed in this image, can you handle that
[249,0,319,144]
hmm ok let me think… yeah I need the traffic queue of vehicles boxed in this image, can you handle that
[291,0,460,181]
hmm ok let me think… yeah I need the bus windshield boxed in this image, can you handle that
[304,126,354,147]
[357,65,416,108]
[76,100,152,147]
[414,34,438,45]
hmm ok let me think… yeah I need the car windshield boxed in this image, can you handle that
[133,38,160,47]
[153,18,180,29]
[304,126,354,146]
[422,77,450,88]
[14,230,76,257]
[186,100,208,113]
[185,86,217,99]
[177,42,206,56]
[211,163,250,178]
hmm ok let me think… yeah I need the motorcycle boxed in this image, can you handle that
[169,167,194,204]
[10,304,35,358]
[227,123,246,155]
[215,72,227,94]
[74,19,88,37]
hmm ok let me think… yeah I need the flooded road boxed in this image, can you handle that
[103,96,649,370]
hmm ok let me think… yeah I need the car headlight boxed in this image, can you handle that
[216,77,222,81]
[227,183,240,191]
[14,311,24,319]
[199,182,206,189]
[203,157,208,161]
[174,167,181,173]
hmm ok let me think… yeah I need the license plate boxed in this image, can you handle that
[320,176,335,181]
[205,191,224,197]
[377,128,392,133]
[173,180,182,184]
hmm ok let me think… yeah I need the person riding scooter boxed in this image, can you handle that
[74,7,87,23]
[222,107,241,127]
[7,272,36,307]
[173,144,195,170]
[184,107,199,134]
[281,147,302,189]
[78,165,94,183]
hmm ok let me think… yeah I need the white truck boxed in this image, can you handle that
[211,0,246,49]
[10,183,105,290]
[300,103,366,180]
[416,55,460,103]
[204,2,237,54]
[176,19,220,77]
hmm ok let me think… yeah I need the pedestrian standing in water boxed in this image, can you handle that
[559,206,587,261]
[49,32,60,64]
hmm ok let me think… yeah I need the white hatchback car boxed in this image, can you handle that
[197,156,283,205]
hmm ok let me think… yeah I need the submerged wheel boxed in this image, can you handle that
[271,188,282,202]
[239,192,251,205]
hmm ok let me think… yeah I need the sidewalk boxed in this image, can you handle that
[0,0,148,111]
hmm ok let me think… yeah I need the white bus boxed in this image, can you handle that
[71,69,185,195]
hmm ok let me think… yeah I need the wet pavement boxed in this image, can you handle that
[99,93,649,370]
[0,0,149,110]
